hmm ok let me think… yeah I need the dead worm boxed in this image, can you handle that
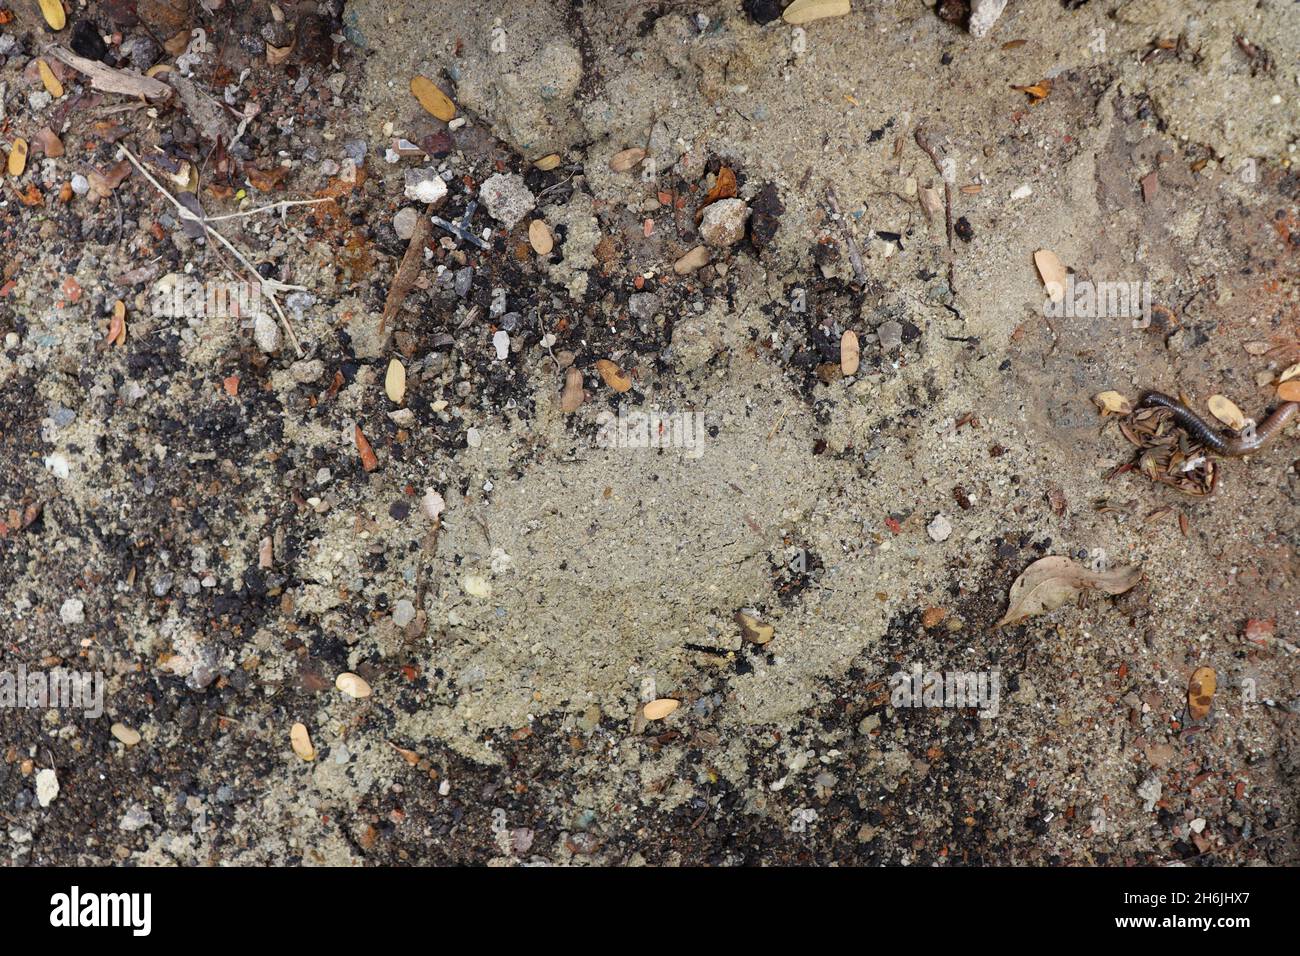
[1139,391,1299,456]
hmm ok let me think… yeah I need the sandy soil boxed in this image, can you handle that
[0,0,1297,865]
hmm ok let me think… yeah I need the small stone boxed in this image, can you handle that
[492,330,510,360]
[119,804,151,832]
[290,359,324,383]
[699,198,750,247]
[968,0,1008,38]
[392,599,417,628]
[927,514,952,542]
[253,313,281,353]
[111,723,142,747]
[674,245,711,274]
[877,320,903,351]
[628,293,660,321]
[59,598,84,624]
[403,168,447,206]
[35,769,58,807]
[463,574,492,598]
[479,173,535,231]
[1190,817,1206,834]
[393,206,420,239]
[421,489,446,521]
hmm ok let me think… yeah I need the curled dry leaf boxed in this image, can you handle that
[1207,395,1246,430]
[290,722,315,761]
[533,153,561,171]
[1011,79,1053,102]
[840,330,860,376]
[609,147,646,173]
[1033,249,1066,303]
[106,300,127,346]
[560,365,584,413]
[354,424,379,472]
[335,672,372,699]
[1187,666,1216,721]
[266,42,293,65]
[595,358,632,393]
[697,166,737,217]
[385,358,406,404]
[1277,380,1300,403]
[410,75,456,121]
[1093,390,1132,416]
[528,219,554,256]
[997,555,1142,627]
[642,698,679,720]
[1278,362,1300,384]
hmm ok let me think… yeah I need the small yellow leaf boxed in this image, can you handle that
[37,59,64,98]
[39,0,67,31]
[410,75,456,122]
[7,138,28,177]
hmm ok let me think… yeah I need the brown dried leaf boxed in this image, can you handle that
[840,329,860,375]
[1207,394,1246,430]
[410,75,456,121]
[997,556,1142,627]
[609,147,646,173]
[1093,390,1132,416]
[354,425,379,472]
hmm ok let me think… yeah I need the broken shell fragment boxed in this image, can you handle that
[335,672,372,699]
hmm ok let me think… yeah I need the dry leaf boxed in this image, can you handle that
[699,166,737,209]
[918,186,943,222]
[1278,380,1300,402]
[39,0,66,31]
[265,42,293,65]
[1278,362,1300,383]
[735,611,775,645]
[782,0,851,24]
[595,359,632,393]
[354,425,379,472]
[997,555,1142,627]
[33,127,63,158]
[840,330,860,375]
[533,153,561,171]
[37,59,64,97]
[560,366,584,413]
[1033,249,1066,303]
[290,722,315,761]
[107,300,127,346]
[609,147,646,173]
[1207,395,1246,430]
[1093,391,1132,416]
[528,219,554,255]
[1187,666,1216,720]
[642,698,679,720]
[410,75,456,121]
[1011,79,1053,102]
[43,44,173,100]
[7,139,27,177]
[385,358,406,404]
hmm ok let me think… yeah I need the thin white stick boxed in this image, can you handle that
[116,144,313,357]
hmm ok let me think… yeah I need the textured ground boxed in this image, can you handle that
[0,0,1297,865]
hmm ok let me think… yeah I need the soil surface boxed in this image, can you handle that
[0,0,1298,865]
